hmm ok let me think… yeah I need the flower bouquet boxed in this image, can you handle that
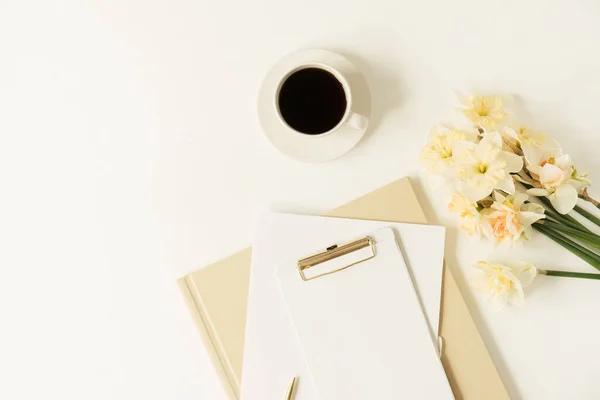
[420,94,600,308]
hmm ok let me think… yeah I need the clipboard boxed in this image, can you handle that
[241,212,447,400]
[276,227,454,400]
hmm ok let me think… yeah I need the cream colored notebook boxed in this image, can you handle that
[178,178,509,400]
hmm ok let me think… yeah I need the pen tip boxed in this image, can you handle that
[286,377,297,399]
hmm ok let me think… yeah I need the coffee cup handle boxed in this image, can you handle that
[345,112,368,131]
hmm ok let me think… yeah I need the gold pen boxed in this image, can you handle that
[284,377,297,400]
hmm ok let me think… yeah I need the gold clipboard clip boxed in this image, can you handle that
[297,236,376,281]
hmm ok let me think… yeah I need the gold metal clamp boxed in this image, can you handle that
[297,236,376,281]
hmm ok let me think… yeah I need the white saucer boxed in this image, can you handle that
[257,49,371,163]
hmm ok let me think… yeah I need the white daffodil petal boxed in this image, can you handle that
[522,226,533,240]
[465,129,479,142]
[492,190,506,202]
[501,152,524,173]
[462,184,493,202]
[480,220,493,238]
[503,127,518,141]
[521,203,545,214]
[513,192,529,209]
[515,127,547,146]
[470,271,491,293]
[527,165,543,178]
[505,215,520,236]
[522,145,544,167]
[428,125,451,141]
[495,177,516,194]
[475,141,500,163]
[512,263,538,287]
[527,188,550,196]
[542,138,563,157]
[475,261,491,272]
[517,211,545,226]
[554,154,573,171]
[540,163,565,185]
[481,131,503,148]
[452,140,476,159]
[550,184,578,214]
[508,286,525,307]
[498,266,520,281]
[514,173,534,185]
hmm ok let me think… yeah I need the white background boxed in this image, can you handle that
[2,1,600,399]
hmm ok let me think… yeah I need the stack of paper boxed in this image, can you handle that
[241,212,454,399]
[177,178,508,400]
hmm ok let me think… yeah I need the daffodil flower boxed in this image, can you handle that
[482,191,545,242]
[525,148,582,214]
[519,133,562,173]
[452,132,523,201]
[471,261,537,309]
[419,126,476,174]
[502,126,547,158]
[448,193,491,237]
[503,126,547,148]
[459,95,507,128]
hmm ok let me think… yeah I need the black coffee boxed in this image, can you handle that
[277,67,347,135]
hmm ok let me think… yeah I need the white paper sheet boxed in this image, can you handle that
[277,227,453,399]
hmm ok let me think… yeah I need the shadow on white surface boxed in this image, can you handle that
[338,51,408,143]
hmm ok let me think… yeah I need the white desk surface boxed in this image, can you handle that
[1,1,599,399]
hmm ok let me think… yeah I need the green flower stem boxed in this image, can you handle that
[536,223,600,263]
[539,220,600,251]
[536,195,592,233]
[539,269,600,280]
[573,205,600,228]
[541,207,585,231]
[533,224,600,272]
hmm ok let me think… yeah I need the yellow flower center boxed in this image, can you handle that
[502,200,516,211]
[489,271,512,294]
[429,136,453,160]
[476,99,489,116]
[459,210,472,218]
[440,148,452,159]
[541,157,555,167]
[477,162,488,173]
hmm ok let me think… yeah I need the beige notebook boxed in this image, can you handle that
[178,178,509,400]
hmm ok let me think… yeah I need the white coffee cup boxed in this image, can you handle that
[274,62,369,137]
